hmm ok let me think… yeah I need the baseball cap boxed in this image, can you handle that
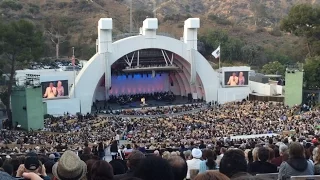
[24,156,40,171]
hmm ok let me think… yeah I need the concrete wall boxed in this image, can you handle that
[11,87,44,130]
[11,89,28,129]
[26,87,44,130]
[249,81,283,96]
[285,70,304,107]
[218,87,250,103]
[44,98,80,116]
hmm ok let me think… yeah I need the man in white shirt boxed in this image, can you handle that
[186,148,202,180]
[216,147,227,167]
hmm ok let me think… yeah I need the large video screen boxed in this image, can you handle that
[224,71,249,86]
[42,80,69,99]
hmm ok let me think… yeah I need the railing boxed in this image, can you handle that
[112,32,176,42]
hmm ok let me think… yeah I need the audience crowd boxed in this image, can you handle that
[0,100,319,180]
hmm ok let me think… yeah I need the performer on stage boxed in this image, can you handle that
[56,81,65,97]
[43,82,57,98]
[227,72,238,86]
[238,72,245,85]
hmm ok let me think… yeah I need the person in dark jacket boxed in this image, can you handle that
[271,144,288,167]
[114,150,145,180]
[248,147,277,175]
[278,142,314,180]
[111,140,119,160]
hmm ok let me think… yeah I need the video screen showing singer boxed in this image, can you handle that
[238,71,245,85]
[227,72,239,86]
[56,81,65,97]
[43,82,57,98]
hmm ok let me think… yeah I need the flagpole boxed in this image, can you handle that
[72,47,76,98]
[218,44,221,69]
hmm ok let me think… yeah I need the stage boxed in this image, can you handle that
[92,96,194,111]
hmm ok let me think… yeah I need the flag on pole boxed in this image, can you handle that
[212,46,220,58]
[71,55,75,66]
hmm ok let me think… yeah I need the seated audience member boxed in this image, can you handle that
[52,150,87,180]
[0,170,16,180]
[134,156,174,180]
[114,150,145,180]
[109,159,126,175]
[278,142,314,180]
[16,155,50,180]
[154,150,160,156]
[90,160,114,180]
[219,149,252,179]
[86,159,97,180]
[199,149,217,173]
[247,147,277,174]
[271,144,288,167]
[216,147,226,166]
[168,156,188,180]
[186,148,203,179]
[183,150,192,161]
[194,171,230,180]
[313,146,320,175]
[2,164,13,176]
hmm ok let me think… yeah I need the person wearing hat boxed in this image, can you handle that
[52,150,87,180]
[16,155,50,180]
[186,148,203,180]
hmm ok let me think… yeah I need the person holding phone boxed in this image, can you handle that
[16,156,50,180]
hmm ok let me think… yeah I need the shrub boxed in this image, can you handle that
[269,27,282,37]
[0,0,23,11]
[28,4,40,14]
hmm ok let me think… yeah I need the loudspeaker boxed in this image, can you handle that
[187,93,192,101]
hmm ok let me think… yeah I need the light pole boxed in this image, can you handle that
[130,0,133,33]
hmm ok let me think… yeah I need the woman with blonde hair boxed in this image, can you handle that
[194,170,230,180]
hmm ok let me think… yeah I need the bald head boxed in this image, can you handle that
[168,156,187,180]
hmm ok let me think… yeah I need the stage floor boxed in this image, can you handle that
[93,96,190,111]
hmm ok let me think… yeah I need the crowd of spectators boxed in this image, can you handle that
[1,137,320,180]
[0,100,319,179]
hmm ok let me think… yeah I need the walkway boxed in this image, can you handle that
[98,106,209,118]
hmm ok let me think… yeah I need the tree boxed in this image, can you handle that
[199,29,244,63]
[261,61,286,76]
[0,20,44,122]
[280,4,320,56]
[44,16,69,59]
[304,56,320,89]
[241,44,260,65]
[250,0,268,26]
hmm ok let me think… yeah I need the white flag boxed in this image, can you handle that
[212,46,220,58]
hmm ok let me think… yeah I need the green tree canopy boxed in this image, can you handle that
[261,61,286,76]
[304,56,320,89]
[280,4,320,56]
[199,29,244,63]
[0,19,44,121]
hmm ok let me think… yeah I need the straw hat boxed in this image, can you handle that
[52,150,87,180]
